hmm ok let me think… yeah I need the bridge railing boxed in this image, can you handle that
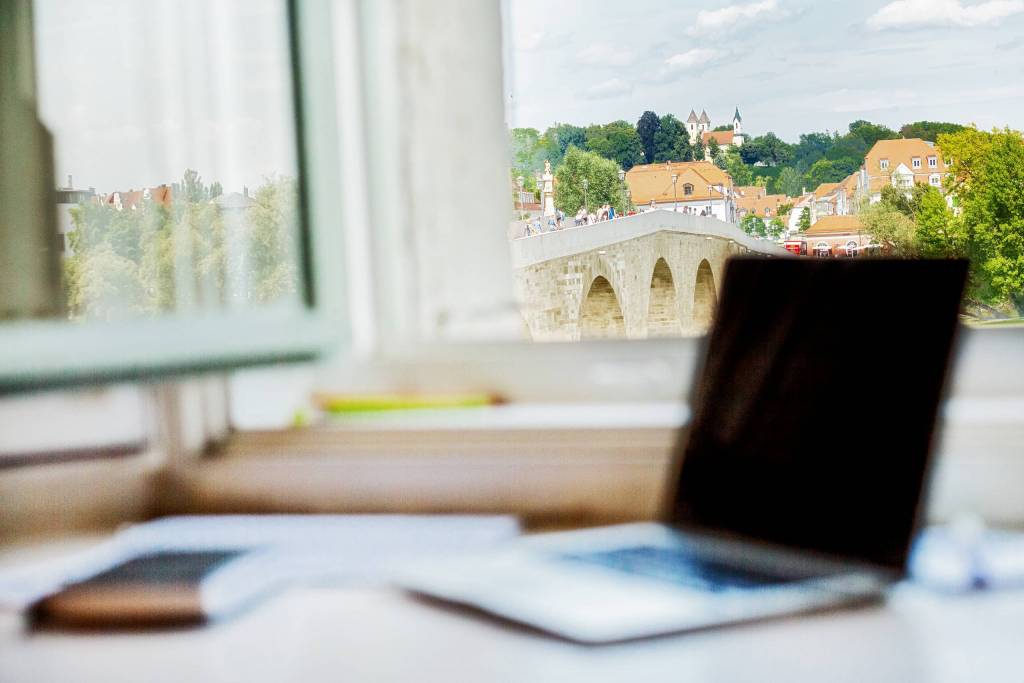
[509,209,790,269]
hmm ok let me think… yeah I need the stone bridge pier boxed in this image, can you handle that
[510,211,789,342]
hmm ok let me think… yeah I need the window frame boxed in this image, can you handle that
[0,0,347,393]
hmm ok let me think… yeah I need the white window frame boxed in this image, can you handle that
[880,159,890,170]
[929,156,938,169]
[913,157,922,169]
[0,0,348,392]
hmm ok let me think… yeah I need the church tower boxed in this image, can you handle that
[698,110,711,135]
[686,110,699,140]
[733,107,744,146]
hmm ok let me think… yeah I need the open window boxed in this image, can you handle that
[0,0,345,393]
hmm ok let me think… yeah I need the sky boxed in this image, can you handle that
[33,0,296,194]
[505,0,1024,141]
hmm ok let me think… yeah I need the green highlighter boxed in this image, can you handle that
[313,393,501,414]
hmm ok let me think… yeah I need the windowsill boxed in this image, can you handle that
[153,393,1024,529]
[290,401,689,432]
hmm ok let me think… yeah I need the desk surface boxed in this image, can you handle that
[2,581,1023,683]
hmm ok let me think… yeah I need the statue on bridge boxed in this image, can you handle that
[541,160,555,218]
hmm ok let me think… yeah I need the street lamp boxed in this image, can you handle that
[582,177,589,213]
[671,173,679,213]
[618,168,626,217]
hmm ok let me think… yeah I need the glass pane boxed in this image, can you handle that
[33,0,302,321]
[503,1,1024,340]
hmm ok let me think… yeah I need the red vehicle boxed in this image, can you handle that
[784,239,807,256]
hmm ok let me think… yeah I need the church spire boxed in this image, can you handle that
[733,107,742,123]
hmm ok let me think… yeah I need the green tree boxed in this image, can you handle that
[707,137,723,165]
[915,185,966,258]
[940,127,1024,313]
[510,128,550,173]
[805,157,858,188]
[900,121,965,143]
[739,214,767,238]
[674,127,694,161]
[692,141,706,161]
[860,201,919,257]
[653,114,685,162]
[877,185,916,217]
[775,167,804,197]
[798,207,811,232]
[847,120,899,149]
[767,217,787,240]
[712,124,732,132]
[246,176,299,304]
[553,146,626,214]
[636,111,660,165]
[585,120,644,170]
[792,132,834,171]
[64,170,299,318]
[543,123,586,167]
[740,132,792,167]
[722,147,752,185]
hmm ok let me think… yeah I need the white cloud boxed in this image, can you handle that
[576,44,638,67]
[867,0,1024,30]
[786,84,1024,114]
[579,78,634,100]
[687,0,781,36]
[664,48,725,72]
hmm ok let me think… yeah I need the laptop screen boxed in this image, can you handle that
[672,258,967,572]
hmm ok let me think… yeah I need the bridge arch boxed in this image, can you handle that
[647,258,681,338]
[693,259,717,330]
[580,276,625,340]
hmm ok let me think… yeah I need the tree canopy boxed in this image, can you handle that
[584,121,644,170]
[553,146,626,214]
[900,121,965,143]
[64,170,299,319]
[636,111,660,165]
[939,127,1024,313]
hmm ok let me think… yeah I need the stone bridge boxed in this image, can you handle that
[510,210,790,341]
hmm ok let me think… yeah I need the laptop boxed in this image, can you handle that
[399,258,969,643]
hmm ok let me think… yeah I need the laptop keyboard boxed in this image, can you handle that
[562,545,799,591]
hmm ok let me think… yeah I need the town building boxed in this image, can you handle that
[685,108,745,156]
[104,184,173,211]
[858,138,949,203]
[685,109,711,141]
[802,215,871,257]
[700,107,746,154]
[734,185,793,221]
[786,193,814,233]
[625,161,736,222]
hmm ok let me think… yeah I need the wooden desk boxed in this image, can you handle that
[2,582,1022,682]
